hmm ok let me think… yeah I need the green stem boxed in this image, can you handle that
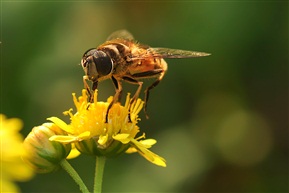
[94,156,106,193]
[60,159,90,193]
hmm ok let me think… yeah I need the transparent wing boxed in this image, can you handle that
[149,47,211,58]
[106,29,135,41]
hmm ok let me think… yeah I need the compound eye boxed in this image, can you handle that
[93,52,113,76]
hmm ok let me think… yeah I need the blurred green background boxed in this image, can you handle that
[1,1,288,193]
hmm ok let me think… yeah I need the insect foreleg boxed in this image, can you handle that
[83,76,94,102]
[92,81,98,92]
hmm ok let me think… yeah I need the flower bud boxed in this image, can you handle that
[23,123,71,173]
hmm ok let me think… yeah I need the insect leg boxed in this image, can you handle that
[111,75,122,102]
[83,75,93,102]
[105,76,122,123]
[90,81,98,102]
[92,81,98,92]
[143,71,165,119]
[123,77,143,122]
[123,77,143,104]
[131,69,165,119]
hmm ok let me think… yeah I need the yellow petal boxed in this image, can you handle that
[0,115,23,133]
[1,178,20,193]
[146,151,166,167]
[125,147,137,153]
[139,139,157,148]
[98,134,108,145]
[138,146,166,167]
[49,135,79,143]
[47,117,72,133]
[66,145,81,159]
[77,131,91,139]
[113,133,131,144]
[130,139,166,167]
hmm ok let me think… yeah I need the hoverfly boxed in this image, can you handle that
[81,30,210,122]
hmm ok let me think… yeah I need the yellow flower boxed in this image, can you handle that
[49,89,166,167]
[0,114,34,193]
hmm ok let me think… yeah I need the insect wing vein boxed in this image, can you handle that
[151,47,211,58]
